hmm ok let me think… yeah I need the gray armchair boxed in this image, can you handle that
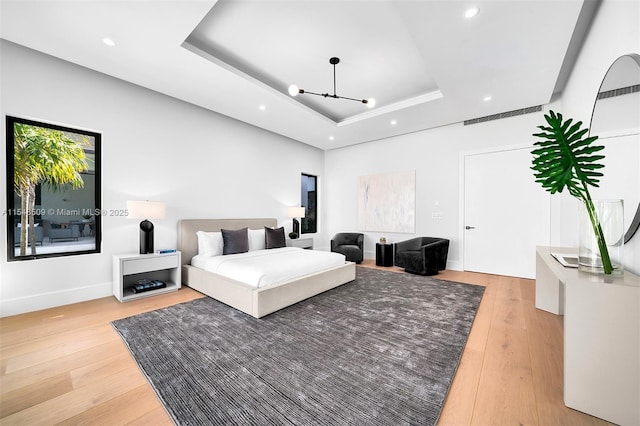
[330,233,364,264]
[14,226,44,246]
[394,237,449,275]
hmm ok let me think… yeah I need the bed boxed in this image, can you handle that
[177,218,356,318]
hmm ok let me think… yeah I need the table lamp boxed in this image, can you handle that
[288,206,306,238]
[127,200,166,254]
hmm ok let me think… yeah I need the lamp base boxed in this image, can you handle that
[292,218,300,236]
[140,220,154,254]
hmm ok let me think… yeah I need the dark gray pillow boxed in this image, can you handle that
[221,227,249,255]
[265,226,286,249]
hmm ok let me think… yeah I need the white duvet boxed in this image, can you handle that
[191,247,347,288]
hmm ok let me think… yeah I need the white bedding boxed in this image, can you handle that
[191,247,347,288]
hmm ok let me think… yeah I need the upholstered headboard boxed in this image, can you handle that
[177,218,278,266]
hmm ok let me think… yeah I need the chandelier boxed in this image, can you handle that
[288,57,376,108]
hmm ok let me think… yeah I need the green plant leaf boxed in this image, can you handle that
[531,110,605,199]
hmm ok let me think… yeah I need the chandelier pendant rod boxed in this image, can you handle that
[288,56,375,107]
[333,60,337,97]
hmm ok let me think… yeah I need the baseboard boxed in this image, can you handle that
[0,282,112,318]
[446,260,462,271]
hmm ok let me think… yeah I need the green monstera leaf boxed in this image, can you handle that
[531,110,613,274]
[531,110,605,198]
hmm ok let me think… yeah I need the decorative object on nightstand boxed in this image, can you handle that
[288,206,305,238]
[127,200,166,254]
[112,251,181,302]
[379,237,387,244]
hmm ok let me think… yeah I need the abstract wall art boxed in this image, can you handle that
[357,170,415,233]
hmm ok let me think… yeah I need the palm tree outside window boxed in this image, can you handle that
[6,116,101,261]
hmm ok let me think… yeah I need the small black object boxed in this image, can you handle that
[140,219,154,254]
[131,279,166,294]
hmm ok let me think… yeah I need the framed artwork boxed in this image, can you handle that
[357,170,415,233]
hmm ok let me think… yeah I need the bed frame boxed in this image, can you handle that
[177,218,356,318]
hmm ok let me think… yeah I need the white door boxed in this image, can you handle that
[464,147,550,279]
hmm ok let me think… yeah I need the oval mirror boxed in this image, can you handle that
[589,54,640,243]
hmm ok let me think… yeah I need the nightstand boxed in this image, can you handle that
[376,243,394,267]
[286,237,313,250]
[112,251,181,302]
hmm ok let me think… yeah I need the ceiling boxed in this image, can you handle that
[0,0,596,150]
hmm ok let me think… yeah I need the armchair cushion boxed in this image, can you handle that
[330,232,364,264]
[394,237,449,275]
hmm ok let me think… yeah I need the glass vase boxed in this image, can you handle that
[578,199,624,275]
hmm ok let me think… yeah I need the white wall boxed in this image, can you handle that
[323,112,546,269]
[0,40,324,316]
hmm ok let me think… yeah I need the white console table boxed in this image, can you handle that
[535,246,640,425]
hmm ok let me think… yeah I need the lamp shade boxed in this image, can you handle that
[127,200,166,220]
[288,206,306,219]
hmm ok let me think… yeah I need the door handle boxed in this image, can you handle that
[465,226,475,230]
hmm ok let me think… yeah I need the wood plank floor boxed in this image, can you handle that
[0,261,612,425]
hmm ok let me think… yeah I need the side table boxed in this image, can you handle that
[376,243,394,266]
[286,237,313,249]
[112,251,181,302]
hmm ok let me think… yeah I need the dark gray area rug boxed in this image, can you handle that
[112,267,485,426]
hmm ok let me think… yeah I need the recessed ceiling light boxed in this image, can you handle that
[390,120,397,126]
[259,104,266,111]
[329,136,335,141]
[483,96,492,101]
[102,37,116,47]
[465,7,480,18]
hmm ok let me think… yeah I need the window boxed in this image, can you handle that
[301,173,317,234]
[6,116,101,261]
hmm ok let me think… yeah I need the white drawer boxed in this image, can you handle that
[122,254,178,275]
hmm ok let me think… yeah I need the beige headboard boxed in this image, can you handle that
[177,218,278,265]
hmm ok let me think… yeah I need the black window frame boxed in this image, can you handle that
[301,173,317,234]
[5,116,102,261]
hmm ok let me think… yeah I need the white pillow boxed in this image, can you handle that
[248,228,266,251]
[196,231,223,257]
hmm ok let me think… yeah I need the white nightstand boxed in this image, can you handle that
[286,237,313,250]
[112,251,181,302]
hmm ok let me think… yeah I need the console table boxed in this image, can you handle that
[535,246,639,425]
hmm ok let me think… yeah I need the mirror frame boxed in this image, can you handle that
[588,53,640,243]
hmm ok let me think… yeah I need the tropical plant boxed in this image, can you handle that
[13,123,89,256]
[531,110,613,273]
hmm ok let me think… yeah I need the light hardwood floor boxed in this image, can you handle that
[0,261,612,425]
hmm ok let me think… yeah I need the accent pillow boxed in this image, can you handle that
[248,228,266,251]
[221,227,249,255]
[265,226,286,249]
[196,231,223,257]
